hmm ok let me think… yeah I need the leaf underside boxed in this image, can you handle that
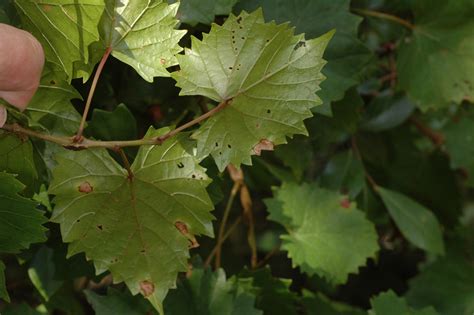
[49,128,214,312]
[173,9,333,171]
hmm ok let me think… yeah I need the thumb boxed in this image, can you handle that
[0,105,6,128]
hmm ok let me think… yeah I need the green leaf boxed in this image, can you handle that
[86,104,137,141]
[95,0,186,82]
[15,0,104,80]
[0,172,47,253]
[0,131,37,187]
[85,288,158,315]
[443,111,474,187]
[175,0,238,26]
[0,260,9,302]
[370,291,439,315]
[235,0,373,106]
[1,303,43,315]
[265,183,379,284]
[361,93,415,132]
[406,252,474,315]
[397,0,474,110]
[319,150,365,199]
[26,64,82,136]
[164,267,262,315]
[377,187,444,255]
[239,268,299,315]
[274,137,314,181]
[173,10,332,171]
[28,246,63,301]
[302,291,365,315]
[49,127,214,313]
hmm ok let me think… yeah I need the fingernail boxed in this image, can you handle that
[0,105,6,128]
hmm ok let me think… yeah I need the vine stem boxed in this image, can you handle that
[215,181,241,269]
[2,100,231,150]
[352,8,415,30]
[204,217,242,268]
[76,47,112,141]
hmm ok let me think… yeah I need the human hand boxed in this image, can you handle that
[0,23,44,127]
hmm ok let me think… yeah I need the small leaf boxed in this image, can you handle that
[302,291,365,315]
[175,0,238,26]
[240,268,298,315]
[28,246,63,301]
[0,172,47,253]
[370,291,439,315]
[0,131,37,187]
[397,0,474,110]
[265,183,379,284]
[85,287,158,315]
[173,10,332,171]
[49,127,214,313]
[95,0,186,81]
[26,63,82,135]
[377,187,444,255]
[0,260,9,302]
[319,150,365,199]
[15,0,104,80]
[164,267,262,315]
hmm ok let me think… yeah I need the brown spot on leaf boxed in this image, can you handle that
[140,280,155,297]
[160,58,166,65]
[252,139,274,156]
[42,4,52,12]
[78,182,93,193]
[340,198,351,209]
[175,221,189,235]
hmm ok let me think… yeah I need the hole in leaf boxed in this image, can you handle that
[229,67,233,70]
[215,142,219,147]
[227,144,232,148]
[237,16,242,24]
[267,109,271,114]
[50,80,56,85]
[97,224,103,231]
[177,162,184,169]
[140,249,146,254]
[76,219,81,223]
[241,37,245,40]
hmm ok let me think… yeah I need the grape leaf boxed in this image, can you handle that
[0,132,37,187]
[236,0,373,109]
[94,0,186,82]
[0,172,47,253]
[85,288,158,315]
[15,0,104,81]
[173,10,333,171]
[406,252,474,315]
[265,182,379,284]
[0,260,8,302]
[26,64,82,136]
[370,291,439,315]
[164,267,262,315]
[377,187,444,255]
[49,127,214,313]
[397,0,474,110]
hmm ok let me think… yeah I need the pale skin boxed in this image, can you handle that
[0,23,44,127]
